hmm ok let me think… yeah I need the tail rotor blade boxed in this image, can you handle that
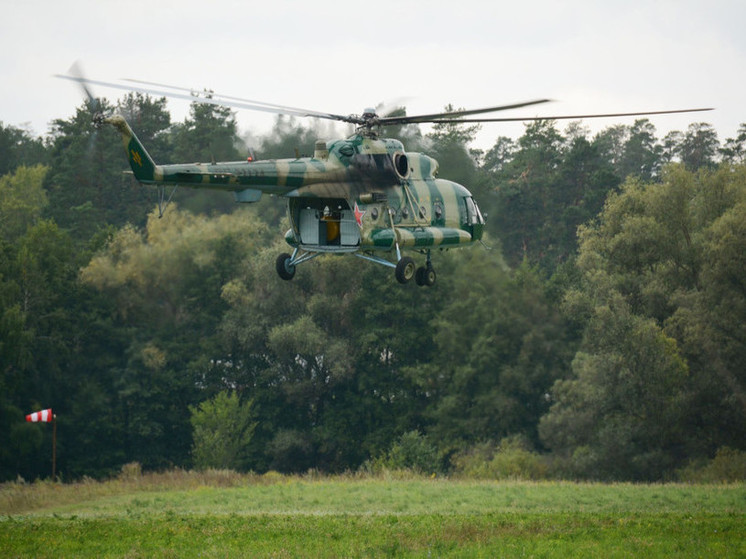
[61,61,105,127]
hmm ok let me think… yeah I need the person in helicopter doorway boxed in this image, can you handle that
[321,205,340,245]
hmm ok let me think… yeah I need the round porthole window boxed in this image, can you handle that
[434,203,443,219]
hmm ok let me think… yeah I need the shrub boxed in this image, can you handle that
[118,462,142,481]
[267,430,313,473]
[190,391,256,471]
[677,447,746,483]
[368,431,442,475]
[452,436,549,480]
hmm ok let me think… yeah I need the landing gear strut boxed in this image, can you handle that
[275,248,323,280]
[277,248,436,286]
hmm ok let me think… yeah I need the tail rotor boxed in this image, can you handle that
[66,61,106,129]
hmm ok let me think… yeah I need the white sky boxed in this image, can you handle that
[1,0,744,151]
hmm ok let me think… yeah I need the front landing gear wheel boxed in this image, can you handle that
[395,256,416,284]
[415,265,436,287]
[276,253,296,280]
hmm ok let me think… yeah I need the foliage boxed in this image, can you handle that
[677,447,746,483]
[74,207,270,472]
[541,165,746,480]
[486,120,621,269]
[678,123,719,171]
[720,123,746,163]
[0,165,48,240]
[190,391,256,470]
[451,437,549,480]
[426,105,481,188]
[2,90,746,483]
[367,430,442,475]
[170,97,244,164]
[45,100,148,239]
[0,122,48,176]
[407,256,575,451]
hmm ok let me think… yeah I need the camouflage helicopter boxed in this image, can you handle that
[58,72,712,286]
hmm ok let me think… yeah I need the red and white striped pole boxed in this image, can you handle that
[26,409,56,480]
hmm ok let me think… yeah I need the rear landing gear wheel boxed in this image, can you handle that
[276,253,296,280]
[416,265,436,287]
[395,256,416,284]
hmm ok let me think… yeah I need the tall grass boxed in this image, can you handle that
[0,466,277,515]
[2,465,744,517]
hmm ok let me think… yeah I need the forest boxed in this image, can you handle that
[1,93,745,482]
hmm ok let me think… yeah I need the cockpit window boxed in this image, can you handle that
[465,197,484,225]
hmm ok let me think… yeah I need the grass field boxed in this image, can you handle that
[1,471,744,557]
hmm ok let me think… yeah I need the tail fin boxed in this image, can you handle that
[106,116,158,183]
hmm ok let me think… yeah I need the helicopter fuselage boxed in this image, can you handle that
[108,115,484,284]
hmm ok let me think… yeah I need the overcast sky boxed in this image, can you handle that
[1,0,744,151]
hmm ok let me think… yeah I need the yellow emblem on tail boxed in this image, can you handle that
[130,149,143,167]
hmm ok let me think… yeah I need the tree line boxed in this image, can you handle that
[1,93,745,481]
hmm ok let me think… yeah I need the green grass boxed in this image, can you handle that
[1,472,744,557]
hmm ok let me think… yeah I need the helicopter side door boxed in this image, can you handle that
[295,200,360,248]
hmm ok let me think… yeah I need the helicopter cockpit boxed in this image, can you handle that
[465,197,485,226]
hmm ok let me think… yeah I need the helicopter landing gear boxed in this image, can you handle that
[415,265,436,287]
[276,253,296,280]
[395,256,416,284]
[281,247,436,285]
[414,250,436,287]
[394,250,436,287]
[275,249,322,280]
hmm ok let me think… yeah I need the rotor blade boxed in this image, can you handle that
[379,99,553,126]
[55,74,354,123]
[122,78,342,117]
[66,62,100,112]
[424,107,714,124]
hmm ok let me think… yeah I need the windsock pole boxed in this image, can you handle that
[52,414,57,481]
[25,409,56,481]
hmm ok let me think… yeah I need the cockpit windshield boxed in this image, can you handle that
[465,197,485,225]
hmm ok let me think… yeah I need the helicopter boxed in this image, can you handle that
[58,71,712,286]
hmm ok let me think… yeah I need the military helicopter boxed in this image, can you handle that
[58,71,712,286]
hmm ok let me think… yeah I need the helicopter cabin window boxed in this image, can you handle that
[465,197,484,225]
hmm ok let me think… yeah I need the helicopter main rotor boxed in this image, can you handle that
[56,71,713,139]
